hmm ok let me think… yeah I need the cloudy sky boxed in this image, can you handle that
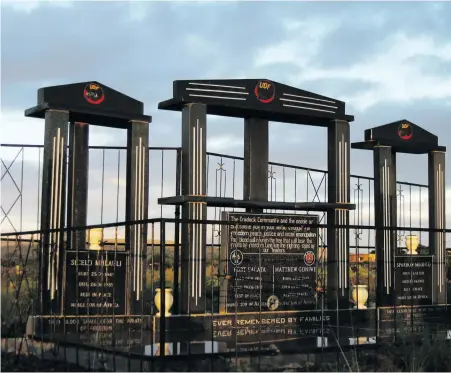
[1,1,450,247]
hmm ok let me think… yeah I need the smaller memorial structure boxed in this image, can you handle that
[24,81,152,348]
[352,120,449,339]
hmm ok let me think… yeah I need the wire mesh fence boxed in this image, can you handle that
[1,217,450,372]
[1,144,450,372]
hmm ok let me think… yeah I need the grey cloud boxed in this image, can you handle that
[299,78,378,104]
[3,1,450,105]
[0,1,292,146]
[312,2,451,69]
[1,2,287,89]
[1,1,450,213]
[1,3,132,83]
[313,25,387,69]
[405,55,451,77]
[2,2,389,106]
[383,2,450,43]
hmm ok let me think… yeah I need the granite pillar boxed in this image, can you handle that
[180,103,207,314]
[373,146,397,306]
[125,120,150,313]
[243,118,269,212]
[428,151,446,304]
[39,110,69,314]
[327,119,351,309]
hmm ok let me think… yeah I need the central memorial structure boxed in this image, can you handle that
[158,79,356,313]
[155,79,449,354]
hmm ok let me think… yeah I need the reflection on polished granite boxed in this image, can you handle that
[141,336,378,357]
[144,341,227,356]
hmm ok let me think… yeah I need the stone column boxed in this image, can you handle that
[373,146,397,306]
[243,118,269,212]
[327,120,351,309]
[39,110,69,314]
[125,120,150,313]
[66,122,89,252]
[428,150,446,304]
[180,103,207,314]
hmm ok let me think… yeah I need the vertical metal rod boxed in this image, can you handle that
[20,148,24,232]
[160,150,164,217]
[113,149,121,367]
[173,148,181,314]
[294,169,297,205]
[419,188,422,244]
[159,221,166,358]
[100,149,105,224]
[37,148,42,231]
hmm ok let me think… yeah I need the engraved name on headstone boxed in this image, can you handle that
[221,213,319,313]
[394,255,433,306]
[65,251,127,315]
[37,315,149,348]
[378,305,448,338]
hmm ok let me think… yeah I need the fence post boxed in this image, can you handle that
[159,221,166,360]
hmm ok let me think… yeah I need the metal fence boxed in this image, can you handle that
[1,143,435,245]
[1,218,450,372]
[1,144,450,371]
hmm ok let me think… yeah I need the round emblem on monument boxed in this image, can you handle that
[254,80,275,104]
[84,83,105,105]
[230,250,243,266]
[267,295,279,311]
[398,122,413,140]
[304,251,315,266]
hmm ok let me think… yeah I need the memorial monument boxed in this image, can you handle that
[25,81,152,346]
[352,120,448,338]
[19,78,449,358]
[157,78,360,353]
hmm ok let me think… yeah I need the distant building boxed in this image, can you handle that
[318,248,376,263]
[349,253,376,263]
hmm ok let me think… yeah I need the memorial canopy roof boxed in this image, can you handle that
[25,81,151,128]
[352,119,446,154]
[158,79,354,126]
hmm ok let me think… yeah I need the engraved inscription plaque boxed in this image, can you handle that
[30,315,151,348]
[65,251,127,315]
[212,311,332,353]
[394,255,433,306]
[378,305,449,338]
[220,213,319,313]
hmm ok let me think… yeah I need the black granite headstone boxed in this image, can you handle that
[394,255,433,306]
[220,213,318,313]
[28,315,151,349]
[153,309,376,355]
[64,251,127,315]
[36,248,146,349]
[378,305,450,339]
[212,311,332,353]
